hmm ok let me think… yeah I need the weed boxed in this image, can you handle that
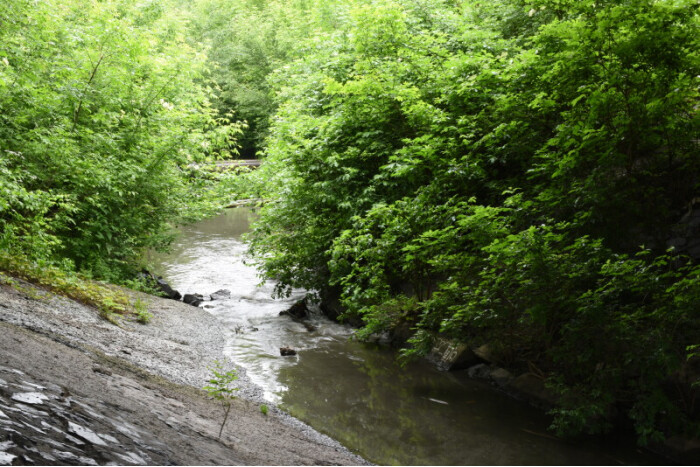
[133,298,152,324]
[0,252,151,324]
[203,360,239,438]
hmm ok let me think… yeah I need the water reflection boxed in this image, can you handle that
[152,208,663,466]
[277,341,657,465]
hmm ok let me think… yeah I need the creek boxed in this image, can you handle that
[150,208,663,465]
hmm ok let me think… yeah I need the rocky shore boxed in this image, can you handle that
[0,276,368,465]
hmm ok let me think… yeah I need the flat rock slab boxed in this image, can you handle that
[0,278,368,466]
[10,392,48,405]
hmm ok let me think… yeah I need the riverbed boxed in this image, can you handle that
[150,208,664,465]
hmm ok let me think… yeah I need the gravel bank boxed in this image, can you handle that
[0,276,368,465]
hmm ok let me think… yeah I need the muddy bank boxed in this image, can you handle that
[0,276,368,465]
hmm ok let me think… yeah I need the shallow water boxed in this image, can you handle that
[151,208,663,465]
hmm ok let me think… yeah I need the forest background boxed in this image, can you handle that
[0,0,698,447]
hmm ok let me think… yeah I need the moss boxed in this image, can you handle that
[0,253,150,324]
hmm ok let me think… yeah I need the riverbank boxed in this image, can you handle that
[0,275,368,465]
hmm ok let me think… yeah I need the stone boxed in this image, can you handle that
[473,344,496,363]
[115,451,146,465]
[154,277,181,301]
[99,433,119,444]
[280,347,297,356]
[11,392,48,405]
[52,450,81,462]
[67,421,108,446]
[0,452,17,466]
[183,294,204,307]
[38,452,56,462]
[210,289,231,301]
[92,365,112,376]
[280,300,308,319]
[467,364,492,380]
[64,434,86,445]
[511,373,544,396]
[428,338,481,371]
[489,368,514,387]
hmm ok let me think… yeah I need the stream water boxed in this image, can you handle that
[150,208,664,465]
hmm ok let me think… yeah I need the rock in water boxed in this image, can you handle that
[490,368,514,387]
[427,338,481,371]
[210,289,231,301]
[156,278,182,301]
[183,294,204,307]
[138,270,182,300]
[280,347,297,356]
[280,300,308,319]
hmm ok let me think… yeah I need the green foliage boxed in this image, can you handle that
[186,0,352,158]
[247,0,700,443]
[132,298,153,324]
[260,404,269,416]
[0,0,244,282]
[204,360,239,439]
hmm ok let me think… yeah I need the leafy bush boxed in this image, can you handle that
[0,0,242,281]
[248,0,699,442]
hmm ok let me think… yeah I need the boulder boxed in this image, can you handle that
[473,344,496,363]
[280,300,308,319]
[137,271,181,300]
[280,347,297,356]
[467,363,492,380]
[509,372,558,407]
[183,294,204,307]
[210,289,231,301]
[156,278,182,301]
[279,300,317,331]
[428,338,481,371]
[489,368,514,387]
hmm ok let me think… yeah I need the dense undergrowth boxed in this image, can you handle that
[243,0,700,444]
